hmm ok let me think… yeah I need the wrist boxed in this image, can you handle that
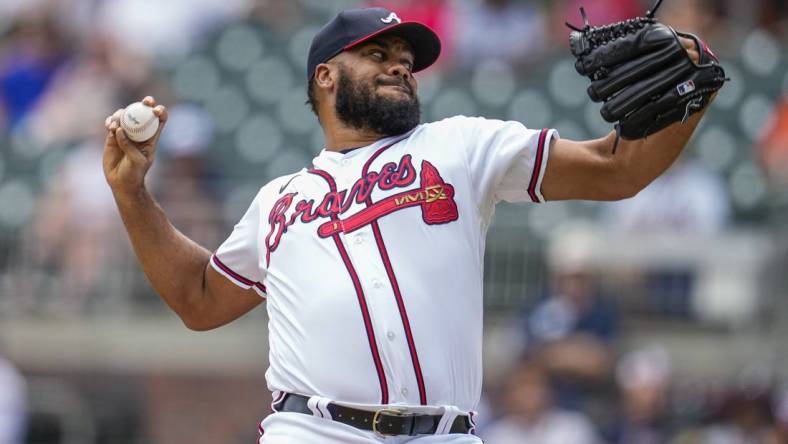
[111,184,150,205]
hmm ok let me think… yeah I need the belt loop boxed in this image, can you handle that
[435,405,460,435]
[468,411,478,434]
[307,396,333,420]
[270,390,286,412]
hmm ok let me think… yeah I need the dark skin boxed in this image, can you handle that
[103,101,260,330]
[312,34,706,200]
[103,33,707,330]
[313,36,418,150]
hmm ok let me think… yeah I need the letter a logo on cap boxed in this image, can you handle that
[381,12,401,24]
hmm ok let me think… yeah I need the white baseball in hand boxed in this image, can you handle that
[121,102,159,143]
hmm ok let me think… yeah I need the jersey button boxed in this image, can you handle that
[354,234,364,245]
[387,331,396,341]
[372,279,383,289]
[401,388,409,396]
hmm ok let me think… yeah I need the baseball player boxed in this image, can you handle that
[102,6,724,444]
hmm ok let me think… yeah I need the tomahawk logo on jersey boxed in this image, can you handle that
[211,115,557,412]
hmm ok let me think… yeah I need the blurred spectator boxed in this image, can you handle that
[549,0,644,48]
[737,0,788,32]
[247,0,307,33]
[0,354,26,444]
[94,0,251,58]
[600,157,730,319]
[658,0,732,52]
[603,346,674,444]
[0,11,69,129]
[365,0,454,70]
[601,159,730,236]
[481,359,598,444]
[776,387,788,444]
[153,104,222,248]
[453,0,548,71]
[522,223,618,407]
[26,37,129,147]
[24,141,125,315]
[676,389,781,444]
[555,0,643,24]
[758,98,788,188]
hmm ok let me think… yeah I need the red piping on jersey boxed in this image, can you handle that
[211,254,267,296]
[308,168,390,405]
[362,141,428,406]
[527,129,549,203]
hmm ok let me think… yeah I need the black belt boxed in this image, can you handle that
[273,393,472,437]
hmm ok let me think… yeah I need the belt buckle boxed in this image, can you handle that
[372,408,410,438]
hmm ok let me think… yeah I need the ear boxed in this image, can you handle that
[314,63,336,91]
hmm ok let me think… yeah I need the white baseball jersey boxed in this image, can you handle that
[211,115,557,414]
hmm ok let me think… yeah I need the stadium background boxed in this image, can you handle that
[1,0,788,442]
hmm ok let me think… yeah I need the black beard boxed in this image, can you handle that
[334,68,421,137]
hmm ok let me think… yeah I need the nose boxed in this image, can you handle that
[388,63,411,80]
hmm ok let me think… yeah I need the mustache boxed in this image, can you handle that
[376,78,414,96]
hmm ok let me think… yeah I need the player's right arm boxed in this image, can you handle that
[103,97,262,331]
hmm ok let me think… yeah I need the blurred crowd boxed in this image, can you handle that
[482,346,788,444]
[3,0,786,316]
[2,0,788,443]
[478,221,788,444]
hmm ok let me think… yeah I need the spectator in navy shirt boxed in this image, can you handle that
[522,223,618,409]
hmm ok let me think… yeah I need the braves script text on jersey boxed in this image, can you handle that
[210,116,558,442]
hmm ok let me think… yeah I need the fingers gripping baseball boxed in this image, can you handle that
[102,97,168,194]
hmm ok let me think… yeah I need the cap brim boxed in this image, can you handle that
[343,21,442,73]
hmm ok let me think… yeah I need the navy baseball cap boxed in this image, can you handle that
[307,7,441,79]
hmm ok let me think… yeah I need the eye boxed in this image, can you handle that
[369,50,385,61]
[402,60,414,71]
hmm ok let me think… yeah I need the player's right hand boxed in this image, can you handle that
[102,96,168,197]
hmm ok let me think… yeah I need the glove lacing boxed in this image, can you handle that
[566,0,667,154]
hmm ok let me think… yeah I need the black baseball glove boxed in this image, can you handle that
[567,0,727,151]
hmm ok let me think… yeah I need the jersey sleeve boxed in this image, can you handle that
[210,190,268,298]
[455,116,558,207]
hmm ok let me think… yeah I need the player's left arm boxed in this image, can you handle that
[542,104,706,201]
[541,36,708,202]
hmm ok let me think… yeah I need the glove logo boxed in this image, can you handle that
[677,80,696,96]
[381,12,401,24]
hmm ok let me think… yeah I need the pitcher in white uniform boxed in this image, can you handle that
[102,7,709,443]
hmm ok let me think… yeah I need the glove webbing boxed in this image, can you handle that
[566,0,667,154]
